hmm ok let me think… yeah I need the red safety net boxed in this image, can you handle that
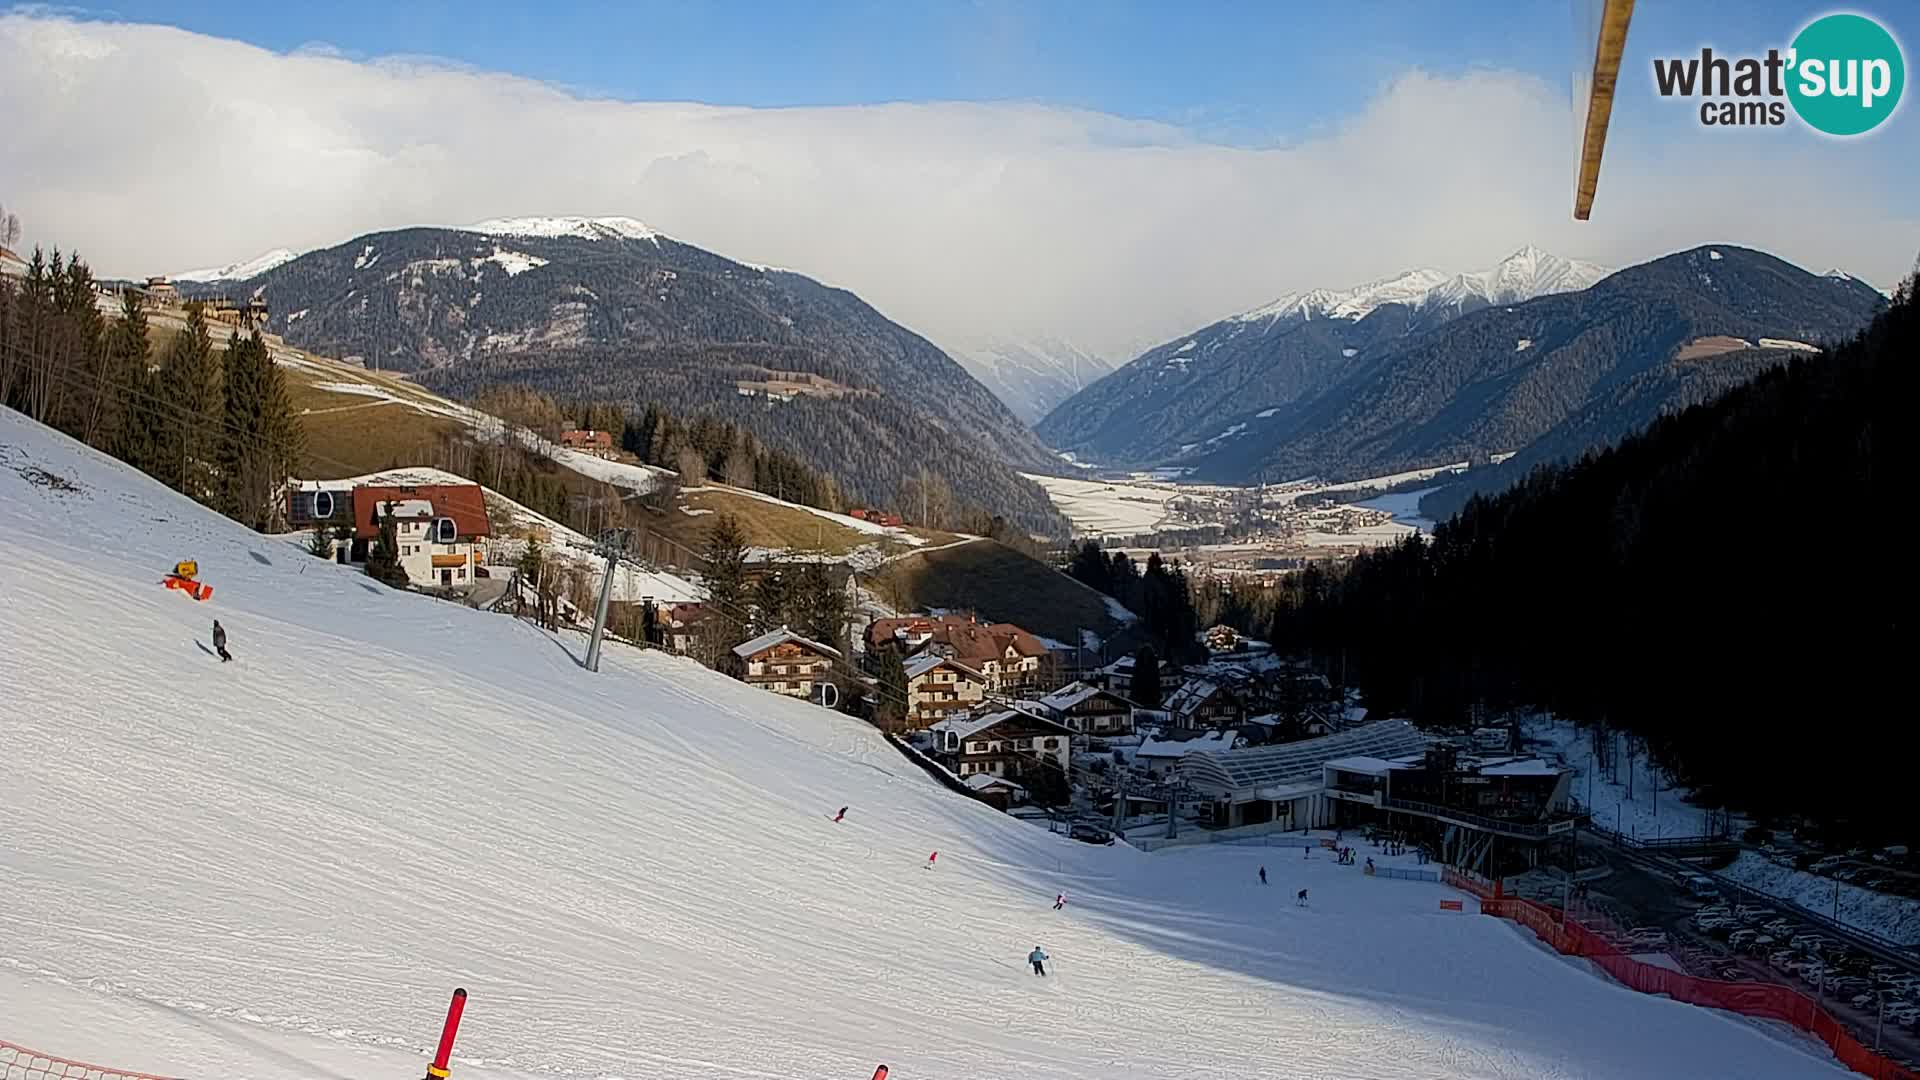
[1468,893,1918,1080]
[1,1039,183,1080]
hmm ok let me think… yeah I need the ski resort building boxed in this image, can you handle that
[1164,678,1244,729]
[1319,745,1582,875]
[903,654,988,728]
[929,707,1072,785]
[864,614,1051,692]
[352,483,490,590]
[1136,729,1240,777]
[559,426,615,457]
[1178,722,1581,874]
[1035,681,1136,737]
[732,627,843,701]
[1179,720,1431,830]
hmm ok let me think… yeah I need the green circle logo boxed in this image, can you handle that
[1787,13,1905,136]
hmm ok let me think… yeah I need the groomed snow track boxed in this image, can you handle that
[0,408,1851,1079]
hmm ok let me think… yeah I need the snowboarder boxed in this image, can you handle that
[1028,946,1049,976]
[1053,893,1066,911]
[1258,866,1267,885]
[925,851,938,870]
[212,619,232,662]
[833,807,847,823]
[1365,857,1375,872]
[1295,888,1308,907]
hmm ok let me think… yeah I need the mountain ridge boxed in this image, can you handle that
[1038,245,1883,485]
[184,221,1069,533]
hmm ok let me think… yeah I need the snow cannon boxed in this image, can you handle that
[161,559,213,601]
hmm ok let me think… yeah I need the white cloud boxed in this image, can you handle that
[1,12,1912,363]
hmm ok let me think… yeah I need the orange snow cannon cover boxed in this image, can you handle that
[163,560,212,601]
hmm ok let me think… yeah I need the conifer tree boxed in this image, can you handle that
[875,648,910,734]
[363,501,410,588]
[108,289,156,470]
[1131,646,1163,707]
[216,329,268,525]
[157,303,221,502]
[702,514,750,620]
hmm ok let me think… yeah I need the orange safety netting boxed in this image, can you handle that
[1455,883,1919,1080]
[1,1039,183,1080]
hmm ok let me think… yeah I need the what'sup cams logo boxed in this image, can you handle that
[1653,12,1905,135]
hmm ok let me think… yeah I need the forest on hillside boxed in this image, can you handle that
[1260,266,1914,834]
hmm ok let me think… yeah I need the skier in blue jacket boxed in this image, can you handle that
[1028,946,1049,976]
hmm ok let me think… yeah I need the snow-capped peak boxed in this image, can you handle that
[171,248,300,283]
[1427,247,1610,311]
[462,216,663,244]
[1230,247,1608,326]
[1230,269,1451,324]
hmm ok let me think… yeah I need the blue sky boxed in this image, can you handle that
[85,0,1909,142]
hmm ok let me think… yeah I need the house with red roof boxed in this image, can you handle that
[352,483,491,590]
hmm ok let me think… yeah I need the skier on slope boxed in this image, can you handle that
[212,619,232,662]
[925,851,938,870]
[1028,946,1049,976]
[1053,893,1066,911]
[1296,888,1309,907]
[1258,866,1267,885]
[834,806,848,823]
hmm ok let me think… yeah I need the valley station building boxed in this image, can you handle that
[1177,720,1583,875]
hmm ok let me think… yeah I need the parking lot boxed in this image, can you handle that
[1566,835,1920,1070]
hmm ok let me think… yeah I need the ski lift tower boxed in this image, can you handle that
[584,528,635,673]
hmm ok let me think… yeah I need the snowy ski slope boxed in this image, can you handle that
[0,410,1846,1079]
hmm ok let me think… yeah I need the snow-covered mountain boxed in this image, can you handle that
[462,215,663,243]
[1039,246,1610,464]
[1228,246,1609,327]
[169,219,1067,533]
[171,248,300,283]
[1037,245,1885,485]
[0,406,1845,1080]
[949,337,1116,425]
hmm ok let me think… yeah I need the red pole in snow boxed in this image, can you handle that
[426,988,467,1079]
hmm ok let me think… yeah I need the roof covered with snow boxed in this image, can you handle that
[904,654,983,681]
[1181,720,1431,795]
[929,707,1069,743]
[1037,682,1124,712]
[731,626,842,660]
[1137,729,1238,759]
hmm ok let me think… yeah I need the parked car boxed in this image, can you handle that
[1729,929,1759,950]
[1685,874,1719,900]
[1068,822,1115,845]
[1811,856,1848,874]
[1769,950,1798,970]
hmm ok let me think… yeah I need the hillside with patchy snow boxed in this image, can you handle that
[0,409,1848,1079]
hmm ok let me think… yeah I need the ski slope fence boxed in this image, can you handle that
[1442,870,1919,1080]
[1,1040,182,1080]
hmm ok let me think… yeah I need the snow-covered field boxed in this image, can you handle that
[1021,473,1186,536]
[1526,718,1735,841]
[1718,854,1920,946]
[0,410,1847,1079]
